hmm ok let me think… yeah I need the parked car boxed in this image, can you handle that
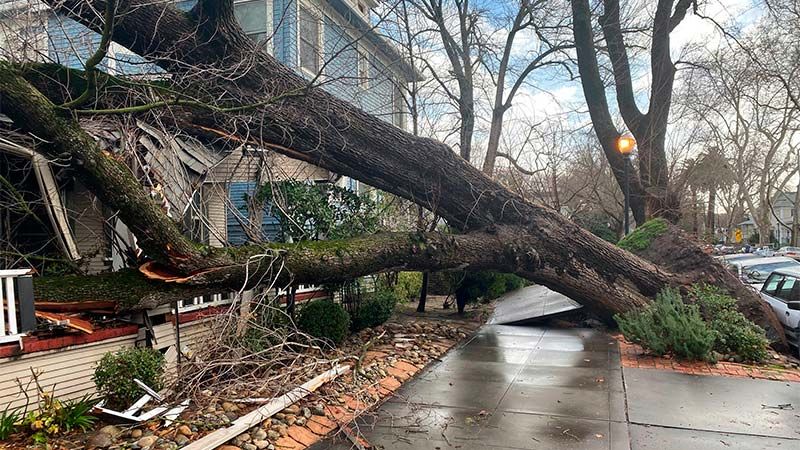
[717,253,764,263]
[728,256,800,287]
[760,267,800,355]
[753,246,775,257]
[776,246,800,260]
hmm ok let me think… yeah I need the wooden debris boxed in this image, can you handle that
[182,365,351,450]
[162,399,191,426]
[134,378,163,402]
[35,311,94,333]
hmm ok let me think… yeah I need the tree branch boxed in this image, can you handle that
[599,0,644,128]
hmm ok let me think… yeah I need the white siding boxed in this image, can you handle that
[0,333,137,411]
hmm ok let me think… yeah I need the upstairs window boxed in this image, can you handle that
[299,6,322,74]
[234,0,269,43]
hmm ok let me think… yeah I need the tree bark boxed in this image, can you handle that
[706,188,717,239]
[417,271,429,313]
[4,1,784,345]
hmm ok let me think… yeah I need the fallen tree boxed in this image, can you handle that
[0,0,784,345]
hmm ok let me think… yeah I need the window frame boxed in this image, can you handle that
[297,2,323,76]
[233,0,273,50]
[392,82,405,129]
[358,48,370,88]
[763,273,785,296]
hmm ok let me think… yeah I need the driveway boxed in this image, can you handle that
[310,292,800,449]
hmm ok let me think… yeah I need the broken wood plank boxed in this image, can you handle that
[162,399,190,426]
[122,394,152,416]
[92,403,142,422]
[35,311,94,333]
[136,406,169,421]
[134,378,163,402]
[182,365,351,450]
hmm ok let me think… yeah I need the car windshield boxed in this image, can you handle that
[743,261,800,281]
[782,247,800,252]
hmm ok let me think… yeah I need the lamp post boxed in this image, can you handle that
[617,134,636,235]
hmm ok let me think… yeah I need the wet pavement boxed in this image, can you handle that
[309,292,800,450]
[489,285,582,325]
[625,367,800,448]
[310,324,629,449]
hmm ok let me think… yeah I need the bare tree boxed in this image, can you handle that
[571,0,697,223]
[687,45,799,245]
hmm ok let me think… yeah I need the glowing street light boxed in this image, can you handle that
[617,134,636,235]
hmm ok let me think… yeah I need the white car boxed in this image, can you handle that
[717,253,764,263]
[730,256,800,288]
[776,246,800,260]
[753,246,775,257]
[760,267,800,355]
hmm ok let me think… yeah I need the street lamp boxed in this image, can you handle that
[617,134,636,235]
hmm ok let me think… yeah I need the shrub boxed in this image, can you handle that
[93,347,165,409]
[617,218,669,252]
[393,272,423,301]
[351,288,398,331]
[689,284,769,362]
[297,300,351,345]
[615,288,716,361]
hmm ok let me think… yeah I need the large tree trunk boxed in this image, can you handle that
[574,0,689,223]
[2,1,784,345]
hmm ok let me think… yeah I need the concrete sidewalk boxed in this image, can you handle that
[311,323,629,449]
[309,291,800,449]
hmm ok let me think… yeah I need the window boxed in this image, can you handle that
[235,0,269,42]
[776,276,800,303]
[763,274,784,295]
[299,6,321,74]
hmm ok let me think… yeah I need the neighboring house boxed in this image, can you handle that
[736,217,758,243]
[771,191,796,245]
[0,0,415,409]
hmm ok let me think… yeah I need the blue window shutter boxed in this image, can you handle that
[226,182,283,245]
[273,0,297,67]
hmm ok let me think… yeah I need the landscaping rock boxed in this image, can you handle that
[174,434,190,446]
[252,439,270,449]
[130,429,143,439]
[176,425,193,436]
[222,401,240,412]
[137,435,159,449]
[86,431,115,449]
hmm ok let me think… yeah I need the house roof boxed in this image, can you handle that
[738,217,756,226]
[328,0,423,82]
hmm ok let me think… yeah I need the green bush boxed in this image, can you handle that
[458,271,527,304]
[93,347,165,409]
[351,288,398,331]
[297,300,351,345]
[394,272,423,301]
[615,288,716,361]
[689,285,769,362]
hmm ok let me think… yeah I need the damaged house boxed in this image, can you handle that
[0,0,417,410]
